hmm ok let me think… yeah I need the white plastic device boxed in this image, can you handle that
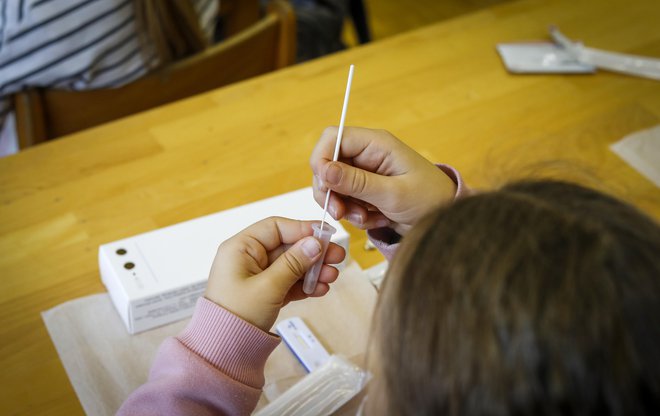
[276,317,331,372]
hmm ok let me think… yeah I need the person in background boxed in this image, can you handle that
[258,0,348,62]
[119,126,660,415]
[289,0,348,62]
[0,0,218,157]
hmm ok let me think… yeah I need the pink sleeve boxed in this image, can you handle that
[367,164,469,261]
[117,297,280,416]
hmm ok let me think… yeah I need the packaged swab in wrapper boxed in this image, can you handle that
[254,355,369,416]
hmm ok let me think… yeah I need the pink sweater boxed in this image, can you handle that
[117,164,466,416]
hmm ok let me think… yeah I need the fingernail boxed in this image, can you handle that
[347,213,363,225]
[301,238,321,258]
[325,163,342,185]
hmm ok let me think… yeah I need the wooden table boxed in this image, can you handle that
[2,0,659,413]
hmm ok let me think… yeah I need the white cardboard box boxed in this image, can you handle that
[99,188,350,334]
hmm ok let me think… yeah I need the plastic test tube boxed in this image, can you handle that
[302,222,337,295]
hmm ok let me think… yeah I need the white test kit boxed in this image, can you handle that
[497,27,660,80]
[496,42,595,74]
[276,317,331,372]
[98,188,350,334]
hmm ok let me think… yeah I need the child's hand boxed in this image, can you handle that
[205,217,346,332]
[310,126,457,235]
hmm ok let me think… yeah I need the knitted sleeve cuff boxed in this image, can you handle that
[176,297,281,389]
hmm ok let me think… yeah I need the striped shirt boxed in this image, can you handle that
[0,0,218,156]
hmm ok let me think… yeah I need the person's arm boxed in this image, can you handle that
[118,217,346,415]
[118,298,279,416]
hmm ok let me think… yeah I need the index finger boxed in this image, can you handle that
[310,126,381,175]
[239,217,315,252]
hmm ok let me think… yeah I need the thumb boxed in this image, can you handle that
[262,237,322,289]
[323,161,390,206]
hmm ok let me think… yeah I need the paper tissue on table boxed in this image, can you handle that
[610,125,660,188]
[42,261,377,416]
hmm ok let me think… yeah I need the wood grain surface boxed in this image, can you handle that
[1,0,659,413]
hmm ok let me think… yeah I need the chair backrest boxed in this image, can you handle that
[14,0,295,148]
[220,0,261,37]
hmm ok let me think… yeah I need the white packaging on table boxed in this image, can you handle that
[99,188,350,334]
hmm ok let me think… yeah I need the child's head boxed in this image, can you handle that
[370,180,660,415]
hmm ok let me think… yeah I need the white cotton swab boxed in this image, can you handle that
[320,64,355,231]
[302,64,354,295]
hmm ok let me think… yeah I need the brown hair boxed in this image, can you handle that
[134,0,210,66]
[371,180,660,415]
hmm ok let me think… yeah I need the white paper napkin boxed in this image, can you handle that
[42,262,377,415]
[611,125,660,188]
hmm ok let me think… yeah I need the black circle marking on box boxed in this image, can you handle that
[116,248,127,255]
[124,262,135,270]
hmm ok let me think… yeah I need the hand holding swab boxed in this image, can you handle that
[303,64,354,295]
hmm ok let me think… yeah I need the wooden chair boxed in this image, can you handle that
[14,0,295,148]
[219,0,261,38]
[349,0,372,44]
